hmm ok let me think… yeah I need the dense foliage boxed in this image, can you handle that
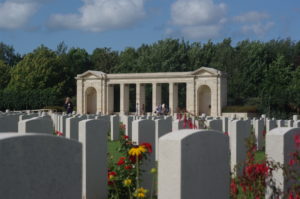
[0,38,299,118]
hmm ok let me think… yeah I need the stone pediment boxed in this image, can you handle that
[76,70,106,79]
[190,67,221,76]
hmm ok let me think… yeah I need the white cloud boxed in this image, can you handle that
[241,22,275,36]
[233,11,274,37]
[167,0,227,39]
[234,11,269,23]
[48,0,146,32]
[0,0,39,29]
[171,0,226,26]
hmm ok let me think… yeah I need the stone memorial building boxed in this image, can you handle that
[75,67,227,116]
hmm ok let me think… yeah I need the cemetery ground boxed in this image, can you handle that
[107,138,267,199]
[108,138,267,164]
[2,111,300,199]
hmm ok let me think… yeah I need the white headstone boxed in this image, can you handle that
[294,121,300,128]
[222,117,229,133]
[132,119,155,189]
[123,116,134,139]
[266,127,300,198]
[0,133,82,199]
[293,115,299,121]
[287,120,294,128]
[254,119,264,150]
[65,117,85,140]
[277,120,285,127]
[155,119,172,161]
[206,119,222,132]
[18,117,54,134]
[79,119,109,199]
[172,119,185,131]
[266,119,277,134]
[110,115,120,141]
[229,119,251,175]
[158,129,229,199]
[0,114,20,132]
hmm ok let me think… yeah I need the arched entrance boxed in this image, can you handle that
[197,85,211,116]
[86,87,97,114]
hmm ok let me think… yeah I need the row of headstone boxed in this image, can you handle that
[1,110,300,198]
[0,116,110,199]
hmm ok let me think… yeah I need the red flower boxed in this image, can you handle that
[141,142,152,153]
[129,155,137,163]
[117,157,126,165]
[177,113,182,120]
[241,184,247,192]
[107,171,117,185]
[230,181,238,195]
[188,120,193,129]
[125,165,132,170]
[55,131,63,136]
[294,134,300,148]
[183,114,187,128]
[123,135,129,140]
[289,159,296,166]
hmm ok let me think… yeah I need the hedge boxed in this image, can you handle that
[0,88,65,111]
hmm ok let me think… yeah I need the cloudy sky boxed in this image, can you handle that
[0,0,299,54]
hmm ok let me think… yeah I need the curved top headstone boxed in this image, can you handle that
[0,133,82,199]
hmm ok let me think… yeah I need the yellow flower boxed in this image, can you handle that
[109,175,115,181]
[150,167,157,174]
[123,179,132,187]
[133,187,148,198]
[128,145,146,157]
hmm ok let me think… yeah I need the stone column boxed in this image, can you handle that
[169,83,178,115]
[136,83,145,115]
[76,79,84,114]
[186,81,195,115]
[152,83,161,113]
[101,79,106,114]
[120,84,129,115]
[107,85,114,114]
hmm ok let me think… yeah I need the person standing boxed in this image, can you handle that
[64,97,73,114]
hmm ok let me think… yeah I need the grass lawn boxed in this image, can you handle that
[108,139,267,164]
[255,150,266,163]
[108,140,123,164]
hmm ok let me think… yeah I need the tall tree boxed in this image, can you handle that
[0,60,11,89]
[91,47,119,73]
[8,45,64,91]
[0,42,22,66]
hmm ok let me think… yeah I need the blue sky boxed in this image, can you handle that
[0,0,300,55]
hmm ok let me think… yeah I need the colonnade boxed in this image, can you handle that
[76,67,227,116]
[107,82,178,115]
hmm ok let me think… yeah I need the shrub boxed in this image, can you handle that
[222,106,258,113]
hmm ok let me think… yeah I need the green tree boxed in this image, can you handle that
[0,42,22,66]
[59,47,91,96]
[0,60,11,89]
[289,66,300,114]
[8,45,64,91]
[116,47,138,73]
[91,47,119,73]
[260,55,292,117]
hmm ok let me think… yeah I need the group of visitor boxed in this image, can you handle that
[154,103,169,115]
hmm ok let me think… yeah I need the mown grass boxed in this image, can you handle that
[108,140,122,164]
[108,139,267,164]
[255,150,266,163]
